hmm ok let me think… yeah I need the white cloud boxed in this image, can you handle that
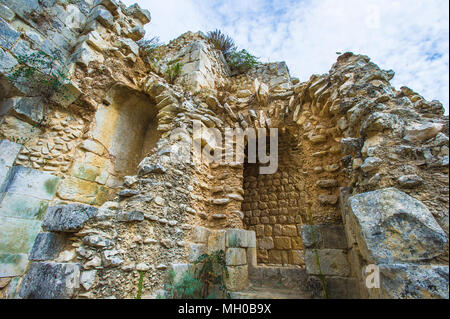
[123,0,449,114]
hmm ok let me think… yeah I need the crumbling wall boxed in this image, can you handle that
[0,0,448,300]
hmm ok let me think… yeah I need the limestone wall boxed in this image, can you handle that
[0,0,448,299]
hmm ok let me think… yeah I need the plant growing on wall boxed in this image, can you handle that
[135,270,145,299]
[164,61,184,84]
[8,50,70,100]
[7,49,71,125]
[160,250,230,299]
[226,49,260,74]
[138,36,164,72]
[206,29,237,57]
[206,29,260,74]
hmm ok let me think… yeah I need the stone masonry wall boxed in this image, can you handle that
[0,0,448,299]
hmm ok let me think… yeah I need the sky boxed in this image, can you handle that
[122,0,449,114]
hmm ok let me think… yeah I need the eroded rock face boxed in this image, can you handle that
[19,262,81,299]
[379,264,449,299]
[348,188,447,264]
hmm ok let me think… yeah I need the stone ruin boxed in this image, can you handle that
[0,0,448,299]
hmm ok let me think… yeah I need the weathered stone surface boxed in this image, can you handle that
[226,248,246,266]
[29,232,65,261]
[225,265,248,292]
[80,269,97,290]
[116,211,144,222]
[226,229,249,248]
[0,217,41,254]
[360,157,382,173]
[207,230,225,253]
[189,243,206,262]
[0,4,15,21]
[397,174,424,188]
[304,249,350,277]
[0,252,28,277]
[348,188,447,263]
[301,225,347,249]
[6,166,60,200]
[316,179,338,188]
[379,263,449,299]
[19,262,80,299]
[118,189,139,197]
[403,122,444,143]
[125,3,151,24]
[43,204,98,232]
[318,195,338,205]
[0,97,45,125]
[0,16,20,49]
[84,235,113,248]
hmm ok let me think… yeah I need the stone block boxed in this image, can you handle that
[257,237,274,250]
[0,4,15,21]
[50,79,82,108]
[348,187,447,264]
[207,230,225,253]
[281,225,297,236]
[0,252,28,277]
[0,16,20,49]
[0,139,21,167]
[0,0,39,20]
[225,248,246,266]
[43,204,98,232]
[6,166,60,200]
[301,225,347,249]
[225,229,248,248]
[29,232,65,261]
[88,5,113,28]
[189,243,206,262]
[0,216,42,254]
[246,230,256,248]
[246,247,257,268]
[305,249,350,277]
[379,263,448,299]
[116,211,144,222]
[0,97,45,125]
[273,236,291,249]
[125,3,151,24]
[0,193,49,220]
[19,262,80,299]
[170,263,191,282]
[192,226,210,243]
[0,47,17,73]
[225,265,248,292]
[80,269,97,290]
[290,250,305,265]
[57,176,109,205]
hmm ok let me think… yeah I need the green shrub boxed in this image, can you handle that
[206,29,237,57]
[161,250,230,299]
[138,37,163,60]
[164,62,183,84]
[226,49,260,74]
[163,269,203,299]
[7,50,70,102]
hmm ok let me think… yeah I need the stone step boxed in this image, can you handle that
[230,286,312,299]
[248,265,308,291]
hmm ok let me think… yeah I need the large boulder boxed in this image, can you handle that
[348,188,447,264]
[379,264,449,299]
